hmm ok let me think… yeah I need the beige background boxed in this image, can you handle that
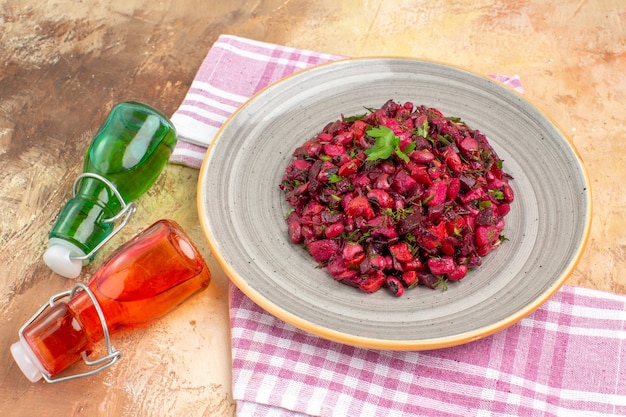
[1,0,624,416]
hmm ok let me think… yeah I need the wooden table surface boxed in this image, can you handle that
[1,1,624,416]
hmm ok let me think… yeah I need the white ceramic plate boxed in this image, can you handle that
[198,58,591,350]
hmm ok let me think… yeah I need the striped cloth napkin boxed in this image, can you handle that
[169,35,343,167]
[169,35,626,416]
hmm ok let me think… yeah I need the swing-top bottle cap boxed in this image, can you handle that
[43,239,85,279]
[11,338,45,382]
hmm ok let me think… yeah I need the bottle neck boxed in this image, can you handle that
[75,176,124,214]
[18,288,121,380]
[20,300,92,376]
[48,193,116,257]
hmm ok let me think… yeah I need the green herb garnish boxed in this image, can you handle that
[488,189,505,200]
[364,126,415,163]
[416,120,429,137]
[343,113,367,122]
[328,174,343,184]
[435,275,449,291]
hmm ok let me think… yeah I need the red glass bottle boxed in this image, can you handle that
[11,219,211,383]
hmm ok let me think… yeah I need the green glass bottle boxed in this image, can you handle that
[43,101,177,278]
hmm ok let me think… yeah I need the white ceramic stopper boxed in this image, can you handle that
[43,239,85,279]
[10,339,46,383]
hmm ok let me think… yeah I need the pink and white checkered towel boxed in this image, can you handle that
[169,35,343,168]
[168,35,625,416]
[230,284,626,417]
